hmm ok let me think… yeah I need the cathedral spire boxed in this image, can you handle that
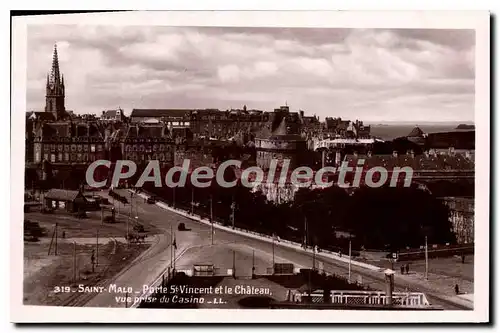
[49,43,60,86]
[45,43,66,118]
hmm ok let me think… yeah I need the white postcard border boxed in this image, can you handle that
[10,10,490,323]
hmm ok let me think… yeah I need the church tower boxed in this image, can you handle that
[45,44,66,120]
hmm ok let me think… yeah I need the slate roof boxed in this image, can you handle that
[125,125,167,138]
[343,153,474,171]
[44,189,83,201]
[27,111,56,122]
[130,109,191,118]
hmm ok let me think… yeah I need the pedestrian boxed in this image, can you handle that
[338,250,342,258]
[455,284,460,295]
[62,231,66,239]
[405,263,409,274]
[400,265,405,275]
[461,255,465,264]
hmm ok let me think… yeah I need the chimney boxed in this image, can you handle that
[393,150,398,158]
[300,110,304,118]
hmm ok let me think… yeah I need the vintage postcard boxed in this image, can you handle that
[10,11,490,323]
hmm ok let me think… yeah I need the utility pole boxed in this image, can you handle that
[173,187,176,208]
[232,250,236,278]
[191,187,194,215]
[173,234,176,271]
[210,195,214,245]
[272,234,275,274]
[126,215,129,246]
[348,239,352,283]
[425,235,429,280]
[252,249,255,279]
[130,192,133,218]
[73,241,77,284]
[231,198,235,229]
[54,223,58,255]
[304,216,308,249]
[312,244,316,271]
[96,230,99,267]
[170,224,174,272]
[101,206,104,224]
[48,224,56,255]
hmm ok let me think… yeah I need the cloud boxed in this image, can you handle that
[26,26,475,122]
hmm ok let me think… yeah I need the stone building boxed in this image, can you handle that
[121,123,174,166]
[441,197,474,244]
[33,121,106,164]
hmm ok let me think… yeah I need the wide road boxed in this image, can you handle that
[101,189,470,310]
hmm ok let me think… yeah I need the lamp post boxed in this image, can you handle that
[425,235,429,280]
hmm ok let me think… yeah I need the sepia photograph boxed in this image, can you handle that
[10,10,490,323]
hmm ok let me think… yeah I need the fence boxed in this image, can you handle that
[289,290,430,307]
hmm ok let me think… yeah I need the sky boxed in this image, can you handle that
[26,26,475,123]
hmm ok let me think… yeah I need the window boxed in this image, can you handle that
[50,154,56,163]
[35,152,40,162]
[58,153,62,161]
[91,144,96,152]
[77,153,82,161]
[64,153,69,161]
[84,145,89,152]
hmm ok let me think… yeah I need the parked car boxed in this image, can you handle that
[178,223,186,231]
[146,197,156,204]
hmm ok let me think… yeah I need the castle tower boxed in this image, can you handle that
[45,44,66,120]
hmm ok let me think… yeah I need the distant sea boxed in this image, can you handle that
[368,123,474,141]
